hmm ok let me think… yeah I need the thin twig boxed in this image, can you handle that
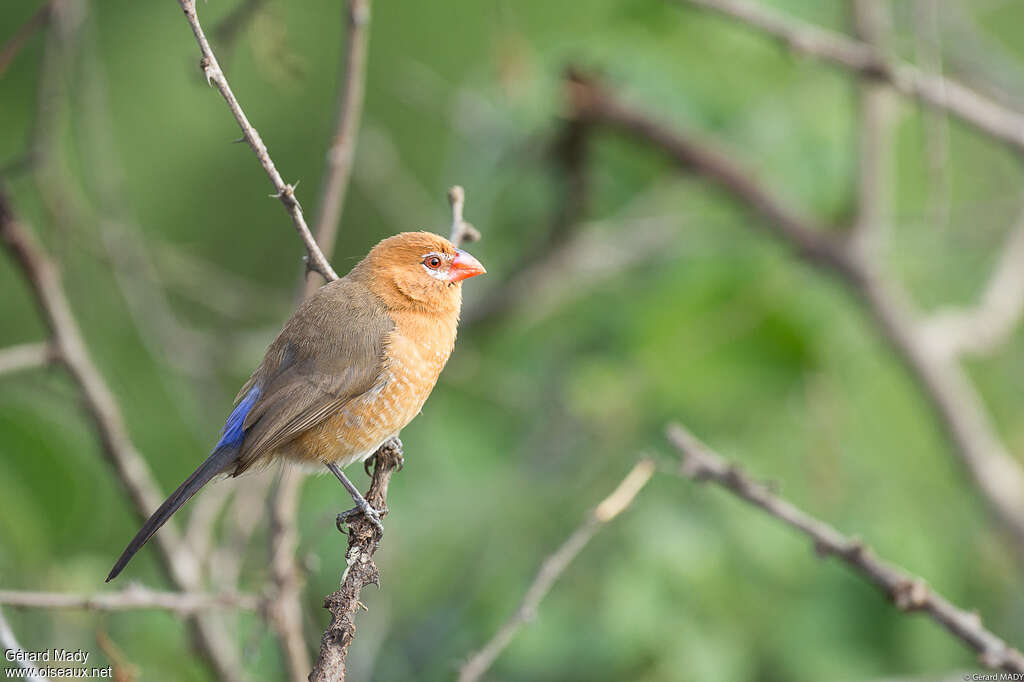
[0,588,260,614]
[447,185,481,246]
[175,0,338,282]
[0,342,54,376]
[305,0,372,297]
[0,608,47,682]
[850,0,894,253]
[921,214,1024,357]
[676,0,1024,154]
[913,0,952,239]
[564,72,1024,558]
[666,423,1024,673]
[458,459,656,682]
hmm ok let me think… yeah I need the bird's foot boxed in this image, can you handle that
[326,461,385,538]
[336,502,385,537]
[363,437,405,476]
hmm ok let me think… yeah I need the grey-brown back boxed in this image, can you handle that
[232,277,394,474]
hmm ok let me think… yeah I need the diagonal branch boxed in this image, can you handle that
[0,189,242,681]
[667,423,1024,673]
[0,608,47,682]
[0,191,196,585]
[175,0,338,282]
[458,458,656,682]
[676,0,1024,154]
[564,72,1024,558]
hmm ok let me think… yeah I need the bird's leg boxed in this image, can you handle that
[326,462,385,537]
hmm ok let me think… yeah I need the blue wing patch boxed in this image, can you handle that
[216,384,261,449]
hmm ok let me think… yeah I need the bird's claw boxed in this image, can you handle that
[363,439,406,476]
[336,504,385,537]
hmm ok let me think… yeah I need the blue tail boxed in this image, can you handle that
[105,386,261,582]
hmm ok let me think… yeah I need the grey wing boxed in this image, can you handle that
[232,278,394,474]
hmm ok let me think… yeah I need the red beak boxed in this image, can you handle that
[448,249,486,283]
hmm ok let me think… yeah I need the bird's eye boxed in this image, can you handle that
[424,256,442,269]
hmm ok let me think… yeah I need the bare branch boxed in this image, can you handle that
[305,0,372,296]
[210,470,275,590]
[175,0,338,282]
[850,0,895,252]
[458,459,656,682]
[309,439,403,682]
[677,0,1024,154]
[0,608,47,682]
[0,588,260,614]
[0,190,242,682]
[913,0,952,238]
[921,215,1024,357]
[268,470,311,682]
[564,72,1024,559]
[447,185,481,246]
[0,342,54,376]
[666,423,1024,674]
[565,71,844,270]
[0,192,195,583]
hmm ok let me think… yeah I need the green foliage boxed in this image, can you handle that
[2,0,1024,680]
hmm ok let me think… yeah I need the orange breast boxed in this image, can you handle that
[285,308,457,467]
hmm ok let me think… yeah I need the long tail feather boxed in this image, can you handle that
[105,445,239,582]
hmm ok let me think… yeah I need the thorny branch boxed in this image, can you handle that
[176,0,339,282]
[667,423,1024,674]
[308,438,403,682]
[458,459,656,682]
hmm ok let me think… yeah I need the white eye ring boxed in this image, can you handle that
[421,253,449,280]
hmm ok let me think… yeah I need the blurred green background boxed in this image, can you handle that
[2,0,1024,680]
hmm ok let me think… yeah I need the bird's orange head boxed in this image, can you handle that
[356,231,485,312]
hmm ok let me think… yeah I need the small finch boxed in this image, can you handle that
[107,232,485,582]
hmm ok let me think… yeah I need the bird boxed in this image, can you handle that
[106,231,485,582]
